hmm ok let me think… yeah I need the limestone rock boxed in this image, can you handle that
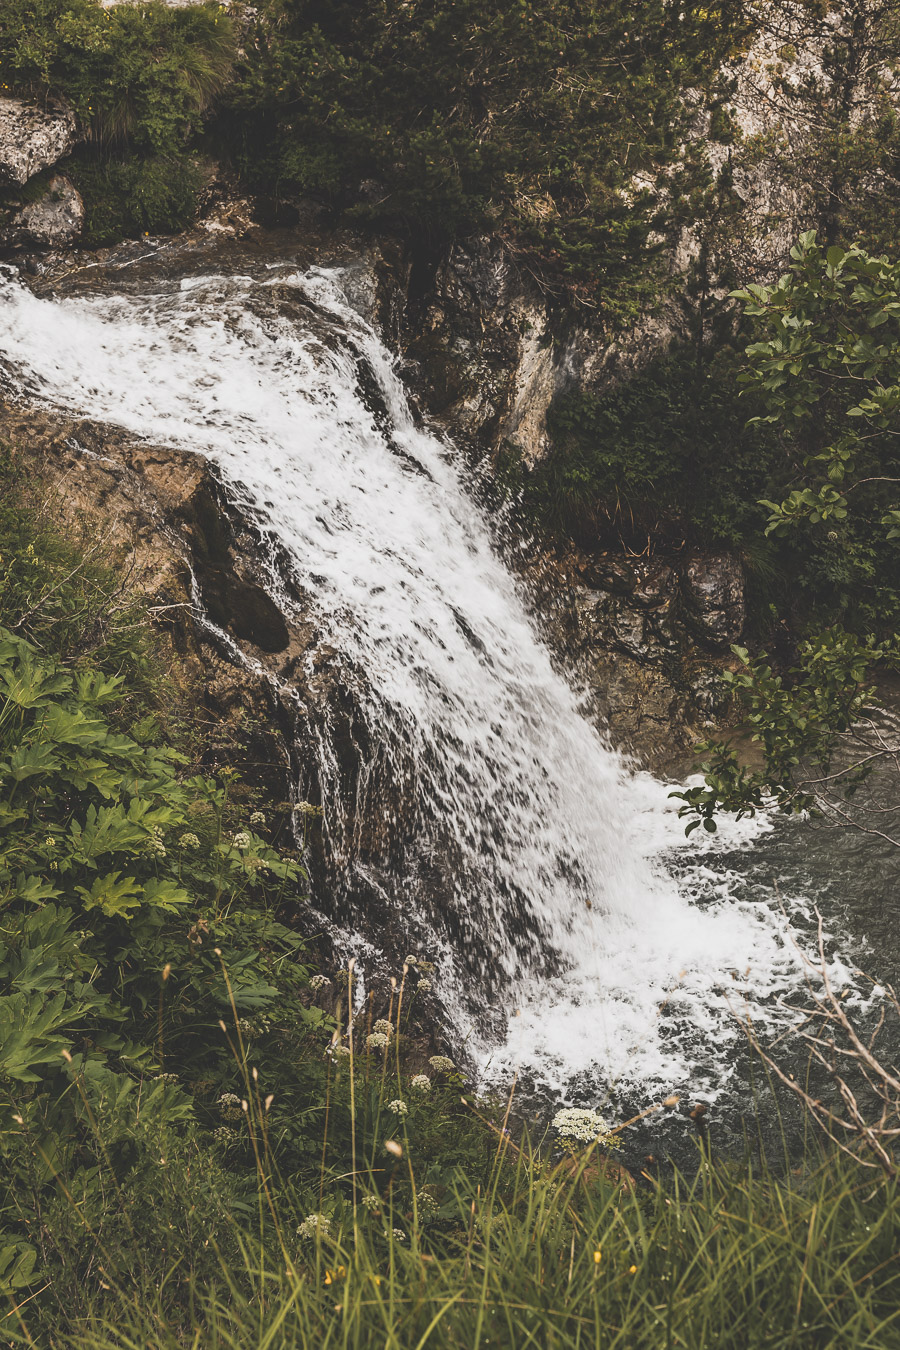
[683,553,745,647]
[0,99,78,186]
[6,176,84,247]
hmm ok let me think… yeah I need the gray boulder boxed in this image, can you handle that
[5,176,84,247]
[0,98,78,186]
[683,552,745,647]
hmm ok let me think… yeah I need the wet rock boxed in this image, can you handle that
[4,175,84,247]
[0,99,78,186]
[683,552,745,648]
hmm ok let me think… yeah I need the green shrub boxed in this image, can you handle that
[0,0,234,156]
[70,151,205,245]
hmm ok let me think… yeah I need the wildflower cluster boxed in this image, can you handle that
[417,1189,439,1216]
[309,974,331,992]
[297,1213,332,1240]
[249,810,266,825]
[372,1018,393,1038]
[213,1125,238,1147]
[429,1055,455,1074]
[361,1194,380,1212]
[232,831,251,851]
[367,1032,390,1051]
[331,1043,351,1059]
[410,1074,431,1093]
[147,825,166,858]
[418,979,432,992]
[153,1072,179,1085]
[178,831,200,850]
[387,1099,408,1116]
[218,1091,243,1121]
[552,1107,620,1152]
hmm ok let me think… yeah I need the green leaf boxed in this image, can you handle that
[75,871,144,918]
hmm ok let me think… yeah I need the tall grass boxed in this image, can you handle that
[12,1133,900,1349]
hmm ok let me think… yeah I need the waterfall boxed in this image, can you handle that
[0,260,819,1101]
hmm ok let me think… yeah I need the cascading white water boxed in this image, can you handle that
[0,260,826,1101]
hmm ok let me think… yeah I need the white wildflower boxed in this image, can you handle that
[179,832,200,850]
[429,1056,455,1074]
[361,1194,380,1212]
[372,1019,393,1038]
[232,831,251,850]
[297,1213,332,1240]
[410,1075,431,1093]
[153,1072,178,1085]
[331,1044,351,1059]
[213,1125,238,1147]
[309,974,331,991]
[387,1099,408,1116]
[417,979,432,992]
[404,955,418,966]
[391,1228,406,1242]
[249,811,266,825]
[218,1091,243,1121]
[551,1107,618,1151]
[367,1032,390,1051]
[417,1189,439,1216]
[292,801,322,818]
[147,836,166,858]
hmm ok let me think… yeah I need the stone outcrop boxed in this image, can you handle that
[683,553,745,649]
[3,175,84,247]
[0,98,78,187]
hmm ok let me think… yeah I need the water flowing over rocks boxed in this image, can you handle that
[0,98,78,187]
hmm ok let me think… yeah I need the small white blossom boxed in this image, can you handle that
[417,1189,439,1216]
[147,837,166,858]
[250,811,266,825]
[213,1125,238,1147]
[387,1099,408,1116]
[404,955,418,966]
[218,1091,243,1121]
[297,1213,332,1240]
[372,1019,393,1038]
[292,801,322,818]
[410,1075,431,1093]
[429,1056,455,1074]
[331,1044,351,1059]
[367,1032,390,1051]
[552,1107,618,1150]
[417,979,432,992]
[361,1194,380,1212]
[179,832,200,849]
[232,831,251,851]
[309,974,331,992]
[392,1228,406,1242]
[153,1072,178,1085]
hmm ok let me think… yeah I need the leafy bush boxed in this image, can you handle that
[0,0,233,155]
[230,0,749,310]
[71,152,205,245]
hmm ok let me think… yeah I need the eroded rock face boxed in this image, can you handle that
[683,553,745,648]
[4,175,84,247]
[0,99,78,187]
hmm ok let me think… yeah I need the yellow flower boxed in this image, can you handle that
[324,1266,346,1285]
[593,1249,602,1265]
[629,1264,638,1274]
